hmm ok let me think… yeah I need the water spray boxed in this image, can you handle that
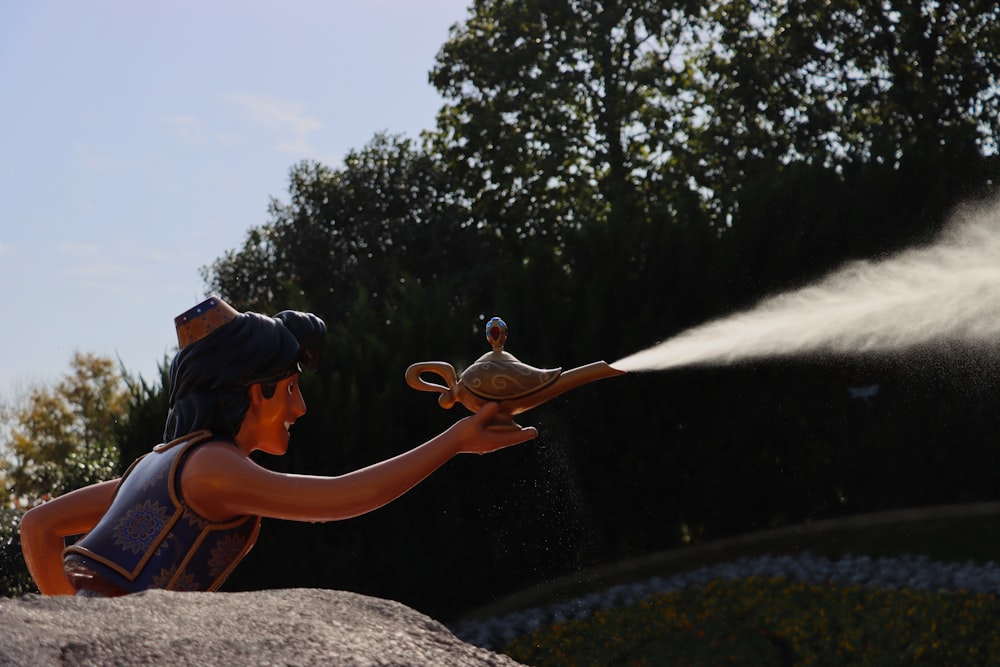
[613,198,1000,373]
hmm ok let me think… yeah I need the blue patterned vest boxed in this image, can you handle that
[64,431,261,593]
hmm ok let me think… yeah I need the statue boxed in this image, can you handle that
[18,296,537,596]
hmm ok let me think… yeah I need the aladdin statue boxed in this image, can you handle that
[19,296,537,596]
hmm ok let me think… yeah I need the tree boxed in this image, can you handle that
[203,133,485,322]
[0,353,129,596]
[0,352,126,506]
[116,359,172,469]
[430,0,721,360]
[682,0,1000,227]
[431,0,1000,271]
[431,0,703,261]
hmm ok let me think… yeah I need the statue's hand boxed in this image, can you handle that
[449,402,537,455]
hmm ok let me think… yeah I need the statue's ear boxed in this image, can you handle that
[247,383,266,407]
[235,384,266,450]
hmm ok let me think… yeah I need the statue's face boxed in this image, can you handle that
[237,374,307,456]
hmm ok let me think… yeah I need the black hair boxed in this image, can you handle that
[164,309,326,441]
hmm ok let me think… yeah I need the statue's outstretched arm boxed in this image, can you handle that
[182,402,536,523]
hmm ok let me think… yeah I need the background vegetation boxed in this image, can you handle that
[3,0,1000,622]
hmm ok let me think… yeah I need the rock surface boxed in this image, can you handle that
[0,588,525,666]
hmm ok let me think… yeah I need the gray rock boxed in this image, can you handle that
[0,588,526,667]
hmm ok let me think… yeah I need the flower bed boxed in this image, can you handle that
[453,553,1000,666]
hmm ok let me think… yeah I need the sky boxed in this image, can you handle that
[0,0,473,399]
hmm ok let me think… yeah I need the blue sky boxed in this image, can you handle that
[0,0,472,398]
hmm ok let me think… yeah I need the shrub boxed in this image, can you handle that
[0,508,35,597]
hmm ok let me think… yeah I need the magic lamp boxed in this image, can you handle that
[406,317,626,430]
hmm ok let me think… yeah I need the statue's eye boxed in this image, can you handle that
[287,381,295,395]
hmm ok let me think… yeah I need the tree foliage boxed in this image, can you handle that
[0,507,33,596]
[0,353,132,597]
[683,0,1000,226]
[203,134,484,321]
[431,0,703,260]
[1,353,126,507]
[116,359,172,468]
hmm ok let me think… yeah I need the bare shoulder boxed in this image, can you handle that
[181,439,273,521]
[183,439,259,486]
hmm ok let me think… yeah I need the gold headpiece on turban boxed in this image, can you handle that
[174,296,241,349]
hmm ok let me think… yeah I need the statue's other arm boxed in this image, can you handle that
[19,480,118,595]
